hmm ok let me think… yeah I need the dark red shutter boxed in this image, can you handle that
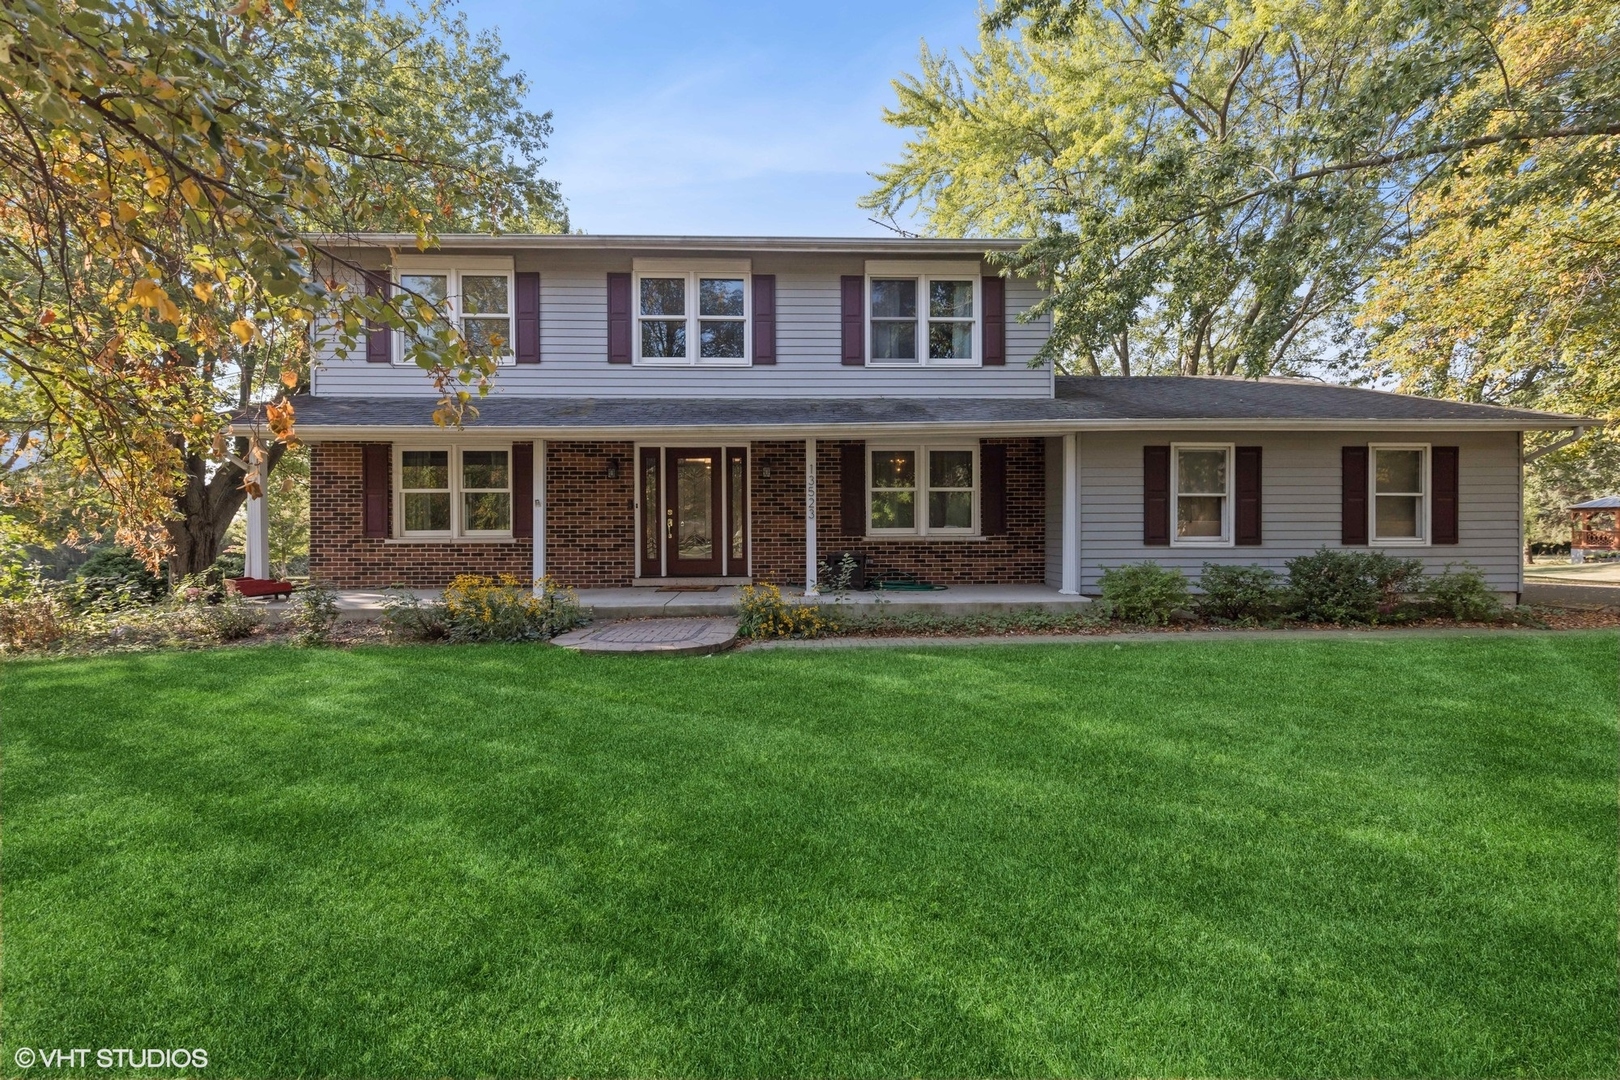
[1143,445,1170,545]
[1342,446,1369,545]
[1235,445,1262,546]
[1432,446,1459,544]
[981,276,1006,366]
[364,271,391,364]
[511,442,534,539]
[362,443,390,538]
[514,272,540,364]
[840,275,864,366]
[980,442,1008,535]
[607,272,632,364]
[840,442,865,535]
[752,274,776,365]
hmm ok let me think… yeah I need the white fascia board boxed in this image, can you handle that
[302,233,1026,255]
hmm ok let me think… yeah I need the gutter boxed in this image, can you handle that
[299,233,1027,255]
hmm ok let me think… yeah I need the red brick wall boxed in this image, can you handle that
[543,440,636,587]
[312,437,1044,590]
[747,438,1047,588]
[309,442,531,588]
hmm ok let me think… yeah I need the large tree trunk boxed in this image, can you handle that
[164,437,287,578]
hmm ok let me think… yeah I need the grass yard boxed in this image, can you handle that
[2,633,1616,1078]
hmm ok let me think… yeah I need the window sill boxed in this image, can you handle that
[866,360,981,368]
[1170,540,1235,548]
[386,536,519,545]
[1370,538,1431,547]
[632,359,752,368]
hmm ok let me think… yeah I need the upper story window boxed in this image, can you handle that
[865,260,981,366]
[393,256,515,366]
[1371,444,1428,544]
[633,258,751,365]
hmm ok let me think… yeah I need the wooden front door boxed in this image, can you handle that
[664,447,723,576]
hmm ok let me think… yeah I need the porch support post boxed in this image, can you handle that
[532,440,547,586]
[1059,433,1079,595]
[244,454,270,580]
[804,437,819,597]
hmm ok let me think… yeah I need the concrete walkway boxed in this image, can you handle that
[553,616,739,655]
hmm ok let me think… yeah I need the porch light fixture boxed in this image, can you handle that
[605,459,620,479]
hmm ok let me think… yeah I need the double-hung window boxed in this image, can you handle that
[868,444,977,535]
[397,446,512,538]
[1171,444,1232,545]
[393,256,515,366]
[633,259,750,365]
[1371,444,1427,543]
[865,260,980,366]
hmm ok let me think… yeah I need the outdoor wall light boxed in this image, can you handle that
[605,460,620,479]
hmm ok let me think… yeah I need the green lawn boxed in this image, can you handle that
[3,634,1616,1078]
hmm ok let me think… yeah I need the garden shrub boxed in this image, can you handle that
[441,574,584,642]
[186,590,264,642]
[0,591,69,652]
[1097,562,1189,625]
[1419,563,1503,621]
[74,546,167,606]
[379,589,451,642]
[1195,563,1283,622]
[736,582,839,639]
[1284,549,1423,624]
[288,580,340,646]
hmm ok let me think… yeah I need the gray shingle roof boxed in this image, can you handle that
[262,376,1586,435]
[1570,496,1620,509]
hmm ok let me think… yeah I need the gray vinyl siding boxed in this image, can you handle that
[312,250,1052,399]
[1077,429,1524,595]
[1044,436,1064,587]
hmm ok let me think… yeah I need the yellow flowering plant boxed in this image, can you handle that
[735,583,840,640]
[441,574,585,642]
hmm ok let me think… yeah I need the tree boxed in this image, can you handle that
[864,0,1620,377]
[0,0,566,573]
[1356,3,1620,520]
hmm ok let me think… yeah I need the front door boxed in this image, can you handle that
[665,447,723,576]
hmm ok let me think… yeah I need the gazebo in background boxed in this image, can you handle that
[1570,496,1620,562]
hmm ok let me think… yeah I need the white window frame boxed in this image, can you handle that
[394,444,514,540]
[391,256,516,367]
[864,260,981,368]
[1369,443,1431,546]
[1169,443,1235,548]
[632,258,752,367]
[866,442,979,537]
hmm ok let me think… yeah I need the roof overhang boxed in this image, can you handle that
[301,233,1026,256]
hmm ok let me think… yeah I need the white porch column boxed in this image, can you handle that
[244,455,270,580]
[804,437,819,596]
[1059,433,1080,595]
[532,439,547,585]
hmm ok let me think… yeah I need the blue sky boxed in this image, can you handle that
[452,1,983,236]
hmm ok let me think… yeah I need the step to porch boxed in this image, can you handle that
[552,616,739,655]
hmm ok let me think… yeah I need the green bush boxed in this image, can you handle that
[1419,563,1504,621]
[185,590,264,642]
[1284,549,1424,624]
[1195,563,1283,622]
[1098,562,1189,625]
[74,546,167,607]
[380,588,451,642]
[288,580,340,646]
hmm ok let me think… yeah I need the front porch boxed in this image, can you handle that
[272,583,1093,623]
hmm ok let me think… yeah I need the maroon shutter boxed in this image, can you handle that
[981,276,1006,366]
[1235,445,1262,546]
[607,272,632,363]
[752,274,776,365]
[511,442,534,539]
[980,442,1008,535]
[840,275,864,366]
[514,272,540,364]
[364,271,391,364]
[1143,445,1171,545]
[1342,446,1369,545]
[840,442,865,535]
[362,443,390,538]
[1432,446,1459,544]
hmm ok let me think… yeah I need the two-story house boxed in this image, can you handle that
[255,234,1588,602]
